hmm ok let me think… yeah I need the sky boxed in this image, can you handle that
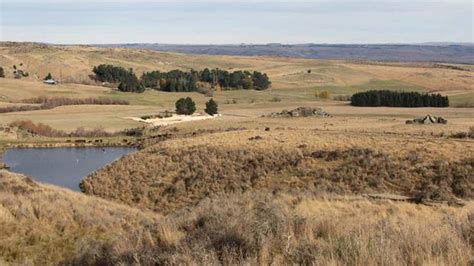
[0,0,472,44]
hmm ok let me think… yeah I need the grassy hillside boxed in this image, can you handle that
[1,42,473,95]
[1,170,472,265]
[81,126,474,214]
[109,43,474,64]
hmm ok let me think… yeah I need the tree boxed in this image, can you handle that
[92,64,132,83]
[200,68,212,83]
[175,97,196,115]
[139,68,271,93]
[252,71,271,90]
[204,99,218,115]
[0,67,4,78]
[118,70,144,93]
[44,73,53,80]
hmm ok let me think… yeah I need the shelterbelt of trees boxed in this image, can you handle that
[92,64,271,93]
[351,90,449,107]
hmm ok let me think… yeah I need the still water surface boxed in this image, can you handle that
[3,147,136,191]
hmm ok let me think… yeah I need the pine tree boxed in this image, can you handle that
[175,97,196,115]
[204,99,218,115]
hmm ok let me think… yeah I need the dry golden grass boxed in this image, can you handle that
[0,42,473,265]
[0,171,472,265]
[0,43,473,132]
[81,127,474,214]
[1,43,473,95]
[0,170,162,265]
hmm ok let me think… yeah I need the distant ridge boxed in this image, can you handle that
[98,43,474,64]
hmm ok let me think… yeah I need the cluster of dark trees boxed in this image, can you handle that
[142,70,199,92]
[142,68,271,91]
[92,64,144,93]
[350,90,449,107]
[175,97,218,116]
[0,67,4,78]
[92,64,271,93]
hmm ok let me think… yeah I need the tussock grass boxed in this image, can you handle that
[0,171,472,265]
[82,129,474,214]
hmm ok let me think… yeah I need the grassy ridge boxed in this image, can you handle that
[1,43,472,95]
[81,129,474,214]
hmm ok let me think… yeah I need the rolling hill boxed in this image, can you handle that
[103,43,474,64]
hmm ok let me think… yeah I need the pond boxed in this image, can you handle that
[2,147,136,191]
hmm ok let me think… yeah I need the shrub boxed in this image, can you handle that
[44,73,53,80]
[197,85,214,97]
[333,95,351,101]
[450,127,474,139]
[316,91,331,99]
[0,97,129,114]
[9,120,123,138]
[0,67,4,78]
[10,120,62,137]
[175,97,196,115]
[204,99,218,115]
[270,96,282,102]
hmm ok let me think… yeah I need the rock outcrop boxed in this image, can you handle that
[268,107,330,118]
[406,115,447,125]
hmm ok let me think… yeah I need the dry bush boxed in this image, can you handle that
[270,96,282,102]
[315,90,331,99]
[196,85,214,97]
[0,97,129,114]
[10,120,64,137]
[22,96,129,106]
[333,94,352,101]
[10,120,120,138]
[0,105,42,113]
[450,127,474,139]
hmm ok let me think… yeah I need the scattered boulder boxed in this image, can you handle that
[406,115,447,125]
[268,107,330,118]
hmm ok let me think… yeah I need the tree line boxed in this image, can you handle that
[350,90,449,107]
[92,64,271,93]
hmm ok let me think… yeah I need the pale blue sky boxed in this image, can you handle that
[0,0,472,44]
